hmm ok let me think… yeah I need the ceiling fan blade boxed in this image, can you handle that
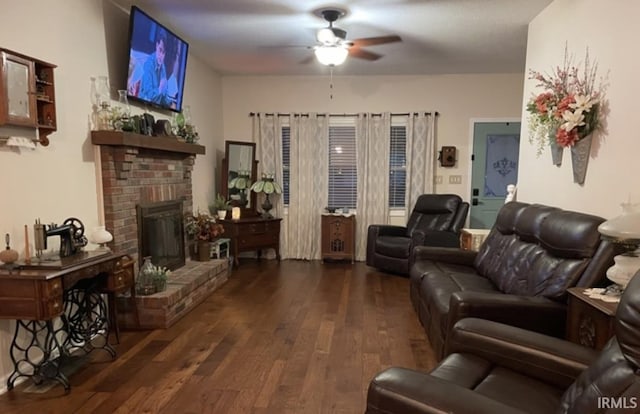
[351,35,402,47]
[349,48,382,61]
[299,55,315,64]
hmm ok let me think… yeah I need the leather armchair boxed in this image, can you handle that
[366,194,469,275]
[366,273,640,414]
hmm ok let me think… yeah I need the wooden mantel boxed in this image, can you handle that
[91,130,205,155]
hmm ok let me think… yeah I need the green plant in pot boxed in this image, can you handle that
[210,193,231,220]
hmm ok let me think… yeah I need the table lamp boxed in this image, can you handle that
[597,203,640,292]
[250,173,282,219]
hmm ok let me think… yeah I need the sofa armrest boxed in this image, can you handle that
[412,245,477,266]
[446,318,597,389]
[448,290,568,338]
[421,229,461,248]
[367,367,528,414]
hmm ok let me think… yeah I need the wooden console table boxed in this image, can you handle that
[0,251,134,391]
[220,217,281,267]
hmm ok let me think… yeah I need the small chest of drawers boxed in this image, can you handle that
[220,217,282,267]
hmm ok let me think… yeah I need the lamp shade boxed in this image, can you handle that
[250,173,282,194]
[598,203,640,243]
[314,45,349,66]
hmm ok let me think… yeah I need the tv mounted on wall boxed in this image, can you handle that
[126,6,189,113]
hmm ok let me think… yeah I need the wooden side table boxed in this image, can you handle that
[566,287,618,350]
[460,228,491,251]
[321,214,355,263]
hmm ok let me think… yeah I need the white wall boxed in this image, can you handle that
[518,0,639,218]
[0,0,222,391]
[221,73,524,207]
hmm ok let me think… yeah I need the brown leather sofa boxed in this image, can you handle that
[410,201,617,358]
[366,272,640,414]
[366,194,469,276]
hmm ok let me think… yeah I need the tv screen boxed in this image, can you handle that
[126,6,189,112]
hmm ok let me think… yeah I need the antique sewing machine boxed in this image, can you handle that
[34,217,88,258]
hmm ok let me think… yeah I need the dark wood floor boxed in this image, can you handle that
[0,260,435,413]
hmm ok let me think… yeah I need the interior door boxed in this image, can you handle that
[470,121,520,229]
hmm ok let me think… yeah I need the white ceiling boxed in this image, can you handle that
[115,0,552,76]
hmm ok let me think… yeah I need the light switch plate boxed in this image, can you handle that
[449,175,462,184]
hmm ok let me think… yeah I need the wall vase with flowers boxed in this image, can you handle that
[526,45,605,184]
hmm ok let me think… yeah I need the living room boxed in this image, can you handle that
[0,0,638,412]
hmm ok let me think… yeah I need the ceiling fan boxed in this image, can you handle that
[309,8,402,66]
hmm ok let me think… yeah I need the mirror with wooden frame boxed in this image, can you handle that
[221,140,258,217]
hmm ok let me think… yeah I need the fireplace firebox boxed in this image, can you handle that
[137,201,185,271]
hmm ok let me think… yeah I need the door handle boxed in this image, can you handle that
[472,198,479,206]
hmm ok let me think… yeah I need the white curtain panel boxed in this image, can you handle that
[355,113,391,261]
[405,113,436,218]
[286,114,328,260]
[253,113,283,219]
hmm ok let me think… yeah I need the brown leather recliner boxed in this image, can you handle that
[410,201,618,358]
[366,272,640,414]
[366,194,469,276]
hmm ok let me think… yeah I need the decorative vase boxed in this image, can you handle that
[197,241,211,261]
[549,131,563,166]
[570,134,593,185]
[136,256,156,296]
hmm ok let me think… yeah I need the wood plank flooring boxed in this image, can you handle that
[0,260,436,413]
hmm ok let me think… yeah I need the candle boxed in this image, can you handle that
[24,224,31,264]
[232,207,241,220]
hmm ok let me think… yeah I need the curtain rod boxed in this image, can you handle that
[249,111,439,117]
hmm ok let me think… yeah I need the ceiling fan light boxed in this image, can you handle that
[314,46,348,66]
[317,28,336,44]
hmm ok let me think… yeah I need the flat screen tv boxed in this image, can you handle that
[126,6,189,112]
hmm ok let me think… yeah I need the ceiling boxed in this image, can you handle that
[115,0,553,76]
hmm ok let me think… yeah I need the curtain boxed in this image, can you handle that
[285,114,328,260]
[355,113,391,261]
[405,113,436,218]
[253,113,283,219]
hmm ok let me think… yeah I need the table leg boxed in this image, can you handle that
[63,282,116,359]
[7,319,70,392]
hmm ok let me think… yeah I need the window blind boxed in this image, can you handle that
[328,125,357,209]
[389,125,407,208]
[282,126,290,205]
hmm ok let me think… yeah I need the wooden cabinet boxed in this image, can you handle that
[460,228,491,251]
[220,217,281,267]
[566,287,618,350]
[0,48,56,144]
[321,214,355,263]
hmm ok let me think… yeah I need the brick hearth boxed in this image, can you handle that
[118,259,229,329]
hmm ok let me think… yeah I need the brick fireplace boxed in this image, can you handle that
[92,131,229,329]
[96,135,197,263]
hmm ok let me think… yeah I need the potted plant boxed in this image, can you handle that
[185,211,225,261]
[210,193,231,220]
[145,263,170,293]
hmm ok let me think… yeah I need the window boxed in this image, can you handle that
[280,118,407,209]
[282,126,290,205]
[328,124,357,209]
[389,125,407,208]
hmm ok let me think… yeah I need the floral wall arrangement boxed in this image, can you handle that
[525,45,606,184]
